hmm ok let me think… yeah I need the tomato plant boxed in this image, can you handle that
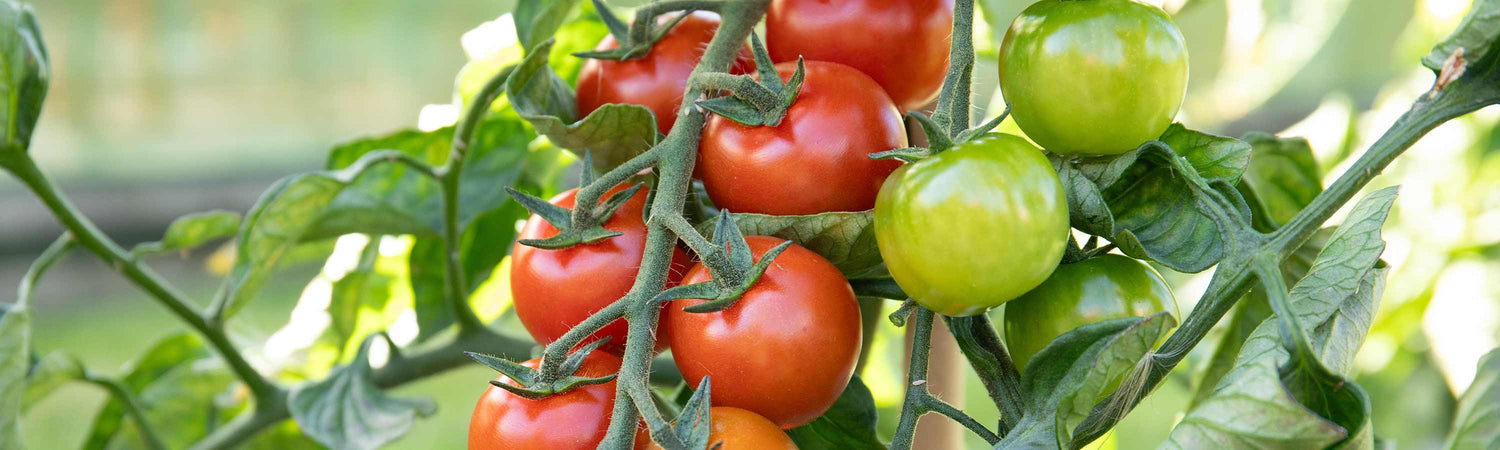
[765,0,954,111]
[6,0,1500,449]
[511,184,689,354]
[577,12,753,136]
[468,352,650,449]
[998,0,1189,156]
[1001,254,1180,371]
[663,236,862,428]
[699,60,907,215]
[874,134,1069,316]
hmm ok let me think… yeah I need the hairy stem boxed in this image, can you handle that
[436,67,513,334]
[891,307,936,450]
[932,0,976,136]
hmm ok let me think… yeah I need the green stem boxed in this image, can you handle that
[436,66,513,334]
[945,315,1024,434]
[84,372,166,450]
[931,0,976,136]
[891,307,936,450]
[0,156,282,406]
[925,396,1000,444]
[598,1,770,447]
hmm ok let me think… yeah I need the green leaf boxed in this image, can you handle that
[131,210,242,257]
[1237,133,1323,230]
[1057,125,1252,273]
[0,301,28,450]
[216,117,532,317]
[114,359,239,448]
[515,0,583,51]
[696,211,882,277]
[786,376,885,449]
[0,2,47,154]
[289,337,437,450]
[1445,348,1500,449]
[22,351,81,411]
[1166,187,1395,449]
[83,333,213,450]
[328,242,391,350]
[1424,0,1500,72]
[507,39,657,170]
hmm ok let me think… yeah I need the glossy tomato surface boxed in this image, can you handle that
[510,184,689,354]
[663,236,862,428]
[765,0,954,111]
[468,352,650,449]
[699,61,906,216]
[576,12,753,135]
[1002,254,1180,371]
[998,0,1188,155]
[874,134,1069,316]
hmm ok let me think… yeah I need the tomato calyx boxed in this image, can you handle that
[506,153,644,250]
[653,211,793,313]
[465,338,618,400]
[695,35,805,127]
[574,0,697,61]
[870,106,1012,163]
[649,378,718,450]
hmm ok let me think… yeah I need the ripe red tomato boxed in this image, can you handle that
[510,184,689,354]
[576,12,753,135]
[765,0,954,111]
[468,352,650,449]
[663,236,862,428]
[699,61,907,215]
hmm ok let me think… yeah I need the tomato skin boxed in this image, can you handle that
[1001,253,1180,371]
[663,236,862,429]
[998,0,1188,156]
[766,0,953,111]
[576,12,753,135]
[873,134,1069,317]
[468,352,650,449]
[510,184,689,355]
[699,61,907,215]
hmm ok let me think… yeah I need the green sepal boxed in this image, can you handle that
[869,147,932,163]
[651,377,716,450]
[695,36,805,127]
[680,240,793,313]
[506,181,644,250]
[465,339,618,400]
[955,107,1009,143]
[712,210,753,270]
[908,111,954,153]
[573,2,692,61]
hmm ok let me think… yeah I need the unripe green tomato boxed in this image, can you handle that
[874,134,1069,316]
[1001,254,1180,372]
[998,0,1189,156]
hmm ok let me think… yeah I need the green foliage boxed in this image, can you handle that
[506,39,658,170]
[1444,348,1500,449]
[1424,0,1500,71]
[786,376,886,449]
[130,210,242,257]
[1236,134,1323,230]
[0,297,28,450]
[21,351,80,410]
[288,337,436,450]
[0,1,45,155]
[699,211,882,278]
[1055,124,1252,273]
[82,334,212,449]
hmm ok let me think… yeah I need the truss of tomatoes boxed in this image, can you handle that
[475,0,1191,446]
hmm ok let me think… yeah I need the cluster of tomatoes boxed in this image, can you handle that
[470,0,1188,448]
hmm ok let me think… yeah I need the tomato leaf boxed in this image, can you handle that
[1165,188,1396,449]
[0,2,47,155]
[289,337,437,450]
[1444,348,1500,448]
[786,376,885,449]
[1236,133,1323,231]
[514,0,583,52]
[995,314,1173,449]
[696,211,882,277]
[507,39,658,170]
[1424,0,1500,72]
[130,210,242,257]
[21,351,80,411]
[1056,125,1252,273]
[215,117,532,317]
[82,334,213,449]
[0,301,28,450]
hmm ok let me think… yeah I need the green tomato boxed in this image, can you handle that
[874,134,1069,317]
[998,0,1189,156]
[1001,254,1180,371]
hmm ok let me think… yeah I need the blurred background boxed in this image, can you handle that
[7,0,1497,448]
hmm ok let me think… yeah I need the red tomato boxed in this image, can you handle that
[663,236,862,428]
[510,184,689,354]
[766,0,954,111]
[699,61,907,215]
[576,12,753,135]
[468,352,650,449]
